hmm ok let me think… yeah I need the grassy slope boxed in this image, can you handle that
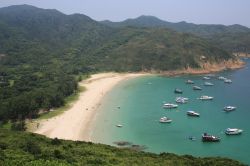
[0,129,245,166]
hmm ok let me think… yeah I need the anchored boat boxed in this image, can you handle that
[163,103,178,109]
[198,95,213,100]
[225,128,243,135]
[159,117,172,123]
[202,133,220,142]
[187,110,200,117]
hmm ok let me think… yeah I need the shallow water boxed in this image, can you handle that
[92,59,250,164]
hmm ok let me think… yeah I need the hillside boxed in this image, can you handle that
[0,5,239,122]
[101,15,250,52]
[0,129,245,166]
[92,27,234,71]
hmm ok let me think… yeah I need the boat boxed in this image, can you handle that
[163,103,178,109]
[174,88,183,94]
[193,86,202,90]
[224,106,236,112]
[225,128,243,135]
[224,79,232,83]
[187,110,200,117]
[116,124,123,127]
[203,76,210,80]
[186,80,194,84]
[202,133,220,142]
[218,76,226,80]
[204,82,214,86]
[188,136,196,141]
[198,95,213,100]
[175,97,188,104]
[159,117,172,123]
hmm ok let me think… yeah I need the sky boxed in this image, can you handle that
[0,0,250,27]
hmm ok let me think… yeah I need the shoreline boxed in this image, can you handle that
[32,72,148,141]
[158,59,245,76]
[31,59,245,141]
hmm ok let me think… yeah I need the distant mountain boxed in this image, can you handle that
[101,15,250,52]
[101,15,250,36]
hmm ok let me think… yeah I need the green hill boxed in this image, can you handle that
[0,129,245,166]
[101,15,250,52]
[0,5,237,122]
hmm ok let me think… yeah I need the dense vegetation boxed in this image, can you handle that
[0,5,246,165]
[0,5,235,122]
[0,129,245,166]
[101,15,250,52]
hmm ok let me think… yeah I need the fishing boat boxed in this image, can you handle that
[224,79,232,83]
[202,133,220,142]
[175,97,188,104]
[163,103,178,109]
[159,117,172,123]
[204,82,214,86]
[186,80,194,84]
[224,106,236,112]
[187,110,200,117]
[174,88,183,94]
[225,128,243,135]
[198,95,213,100]
[193,86,202,90]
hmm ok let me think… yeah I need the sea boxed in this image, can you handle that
[92,58,250,165]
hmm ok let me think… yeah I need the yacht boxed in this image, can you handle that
[159,117,172,123]
[204,82,214,86]
[202,133,220,142]
[198,95,213,100]
[193,86,202,90]
[175,97,188,104]
[163,103,178,109]
[187,110,200,117]
[225,128,243,135]
[224,79,232,83]
[218,76,226,80]
[203,76,210,80]
[186,80,194,84]
[224,106,236,112]
[116,124,123,128]
[174,88,183,94]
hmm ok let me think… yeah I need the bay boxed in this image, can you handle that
[92,59,250,164]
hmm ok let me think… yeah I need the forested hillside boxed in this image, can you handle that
[0,129,245,166]
[101,15,250,52]
[0,5,236,122]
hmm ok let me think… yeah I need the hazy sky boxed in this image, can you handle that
[0,0,250,27]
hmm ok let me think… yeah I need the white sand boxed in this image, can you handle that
[34,73,147,141]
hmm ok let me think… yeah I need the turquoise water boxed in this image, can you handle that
[92,59,250,164]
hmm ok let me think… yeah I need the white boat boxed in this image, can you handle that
[224,79,232,83]
[116,124,123,127]
[175,97,189,104]
[218,76,226,80]
[225,128,243,135]
[159,117,172,123]
[203,76,210,80]
[187,111,200,117]
[163,103,178,109]
[198,95,213,100]
[187,110,200,116]
[204,82,214,86]
[224,106,236,112]
[186,80,194,84]
[193,86,202,90]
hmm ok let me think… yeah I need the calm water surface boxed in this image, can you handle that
[92,59,250,164]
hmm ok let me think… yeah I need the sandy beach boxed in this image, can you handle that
[33,72,147,141]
